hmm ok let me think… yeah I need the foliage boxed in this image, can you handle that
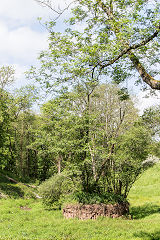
[29,0,160,93]
[26,0,160,204]
[23,0,160,205]
[141,105,160,161]
[0,65,15,90]
[75,191,125,205]
[0,66,154,206]
[36,84,151,206]
[0,89,16,170]
[39,172,76,208]
[0,76,153,204]
[142,105,160,138]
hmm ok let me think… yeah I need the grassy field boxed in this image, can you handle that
[1,164,160,240]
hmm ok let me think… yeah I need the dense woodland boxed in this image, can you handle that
[0,0,160,207]
[1,71,160,206]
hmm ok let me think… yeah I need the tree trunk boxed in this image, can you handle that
[20,120,24,176]
[88,143,96,181]
[128,51,160,90]
[57,155,62,174]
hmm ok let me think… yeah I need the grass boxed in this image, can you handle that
[0,173,38,199]
[1,164,160,239]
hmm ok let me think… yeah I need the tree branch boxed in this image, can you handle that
[96,143,115,182]
[96,0,113,19]
[88,143,96,181]
[98,25,160,69]
[128,52,160,90]
[95,0,160,89]
[35,0,60,13]
[34,0,76,20]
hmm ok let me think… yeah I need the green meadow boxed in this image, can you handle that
[1,163,160,240]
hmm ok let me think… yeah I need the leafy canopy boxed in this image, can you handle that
[30,0,160,92]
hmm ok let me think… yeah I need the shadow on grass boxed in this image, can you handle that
[130,204,160,219]
[0,171,26,198]
[0,183,24,198]
[134,231,160,240]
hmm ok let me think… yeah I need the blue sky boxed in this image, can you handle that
[0,0,160,112]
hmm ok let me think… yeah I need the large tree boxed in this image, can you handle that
[31,0,156,204]
[32,0,160,91]
[37,84,151,206]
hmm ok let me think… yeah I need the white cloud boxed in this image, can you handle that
[136,90,160,114]
[0,0,54,89]
[0,21,48,65]
[0,0,73,27]
[0,0,51,23]
[0,0,74,66]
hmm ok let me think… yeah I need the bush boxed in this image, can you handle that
[39,173,75,209]
[75,191,126,205]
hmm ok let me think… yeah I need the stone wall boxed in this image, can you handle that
[63,202,129,220]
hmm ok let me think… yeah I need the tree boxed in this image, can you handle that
[32,0,160,91]
[0,66,15,171]
[142,106,160,137]
[29,91,90,180]
[0,82,40,178]
[11,86,39,178]
[73,84,150,199]
[29,1,155,204]
[0,66,15,90]
[141,105,160,161]
[0,90,15,171]
[37,84,151,204]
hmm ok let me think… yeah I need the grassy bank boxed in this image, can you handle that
[0,163,160,240]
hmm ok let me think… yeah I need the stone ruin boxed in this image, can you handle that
[63,202,129,220]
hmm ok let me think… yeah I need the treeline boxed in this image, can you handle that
[1,78,159,192]
[0,84,39,180]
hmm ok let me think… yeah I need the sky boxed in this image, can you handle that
[0,0,160,113]
[0,0,69,88]
[0,0,49,88]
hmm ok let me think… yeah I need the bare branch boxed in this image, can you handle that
[34,0,76,19]
[35,0,60,13]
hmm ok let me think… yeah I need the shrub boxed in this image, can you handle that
[39,173,75,209]
[75,191,126,205]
